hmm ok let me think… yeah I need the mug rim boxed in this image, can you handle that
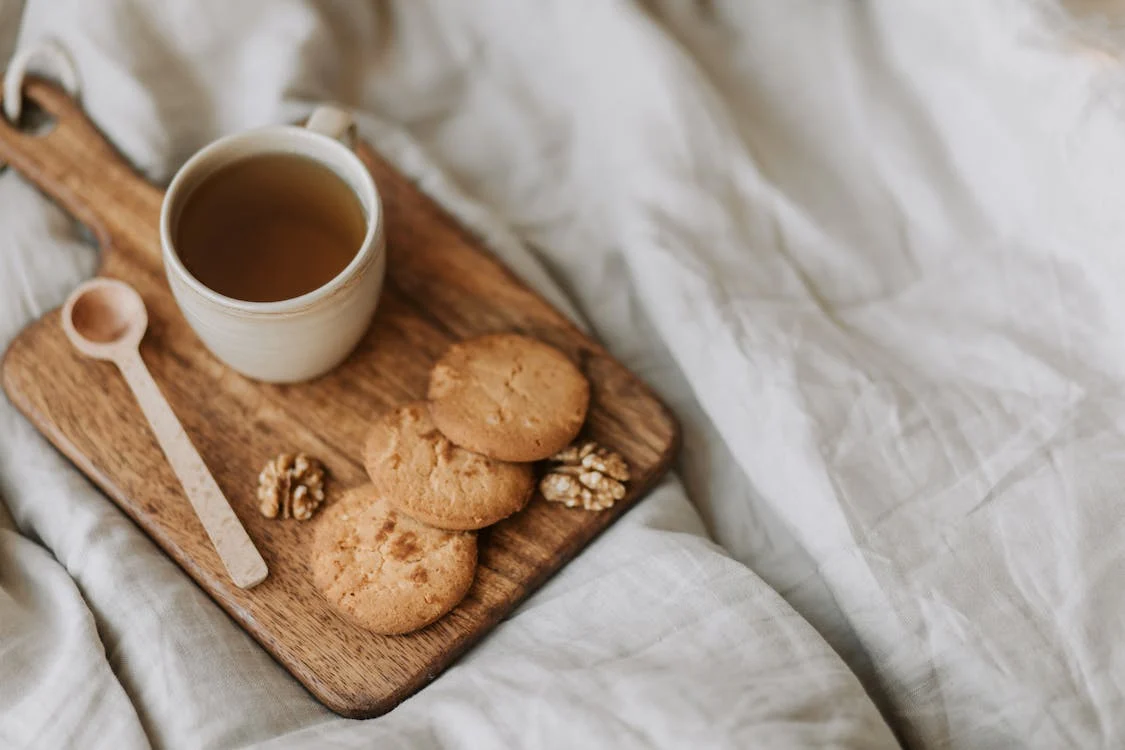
[159,124,382,315]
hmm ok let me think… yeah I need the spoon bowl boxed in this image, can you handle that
[62,278,148,359]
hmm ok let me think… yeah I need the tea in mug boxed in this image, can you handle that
[176,153,367,303]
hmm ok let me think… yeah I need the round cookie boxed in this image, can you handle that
[427,334,590,462]
[310,485,477,635]
[363,402,535,530]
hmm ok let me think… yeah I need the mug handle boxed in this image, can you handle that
[305,105,357,150]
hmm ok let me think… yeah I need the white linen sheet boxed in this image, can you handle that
[2,1,1123,748]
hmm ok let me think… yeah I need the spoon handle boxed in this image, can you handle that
[117,350,268,589]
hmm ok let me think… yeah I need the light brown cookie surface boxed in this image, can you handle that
[310,485,477,635]
[363,402,535,530]
[427,334,590,462]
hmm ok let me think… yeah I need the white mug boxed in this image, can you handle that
[159,106,385,383]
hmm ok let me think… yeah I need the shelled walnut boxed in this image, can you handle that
[258,452,326,520]
[539,441,629,511]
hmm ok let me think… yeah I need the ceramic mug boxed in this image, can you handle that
[159,106,385,383]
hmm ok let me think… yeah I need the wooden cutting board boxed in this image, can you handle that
[0,79,679,717]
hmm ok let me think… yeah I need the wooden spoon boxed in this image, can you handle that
[61,278,268,589]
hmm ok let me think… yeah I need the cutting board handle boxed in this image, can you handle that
[0,76,163,264]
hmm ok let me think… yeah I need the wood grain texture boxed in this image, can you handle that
[0,78,680,717]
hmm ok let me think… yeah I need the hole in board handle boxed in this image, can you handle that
[10,99,58,137]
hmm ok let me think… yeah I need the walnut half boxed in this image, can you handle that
[258,452,326,521]
[539,441,629,511]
